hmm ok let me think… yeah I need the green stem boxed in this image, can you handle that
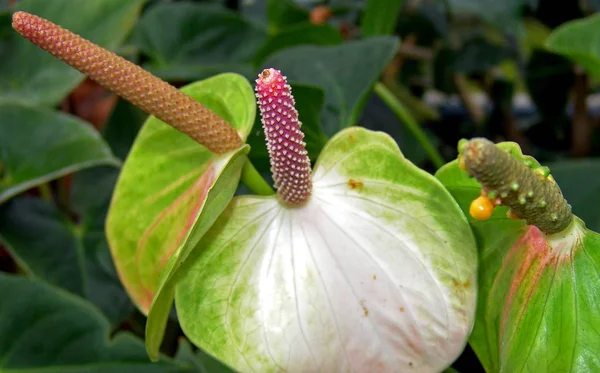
[374,82,445,169]
[38,183,53,202]
[56,177,71,215]
[241,160,274,196]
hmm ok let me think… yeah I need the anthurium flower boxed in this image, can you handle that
[174,69,478,372]
[438,138,600,373]
[11,10,478,371]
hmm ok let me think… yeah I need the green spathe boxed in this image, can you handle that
[176,127,477,372]
[436,153,600,372]
[106,73,255,315]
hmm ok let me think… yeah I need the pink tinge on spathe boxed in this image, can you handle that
[255,68,312,205]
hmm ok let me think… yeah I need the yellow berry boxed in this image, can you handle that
[470,195,495,220]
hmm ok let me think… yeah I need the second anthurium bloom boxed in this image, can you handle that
[174,69,478,372]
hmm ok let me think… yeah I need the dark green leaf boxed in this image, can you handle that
[263,37,398,135]
[546,159,600,233]
[445,0,524,34]
[582,0,600,12]
[361,0,405,37]
[0,273,191,372]
[247,83,328,174]
[132,2,268,81]
[0,103,119,203]
[0,0,11,12]
[266,0,308,32]
[254,23,343,65]
[545,14,600,80]
[525,50,573,135]
[0,0,144,106]
[175,340,236,373]
[102,99,147,160]
[454,36,512,74]
[0,167,132,324]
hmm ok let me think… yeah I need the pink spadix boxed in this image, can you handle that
[255,69,312,206]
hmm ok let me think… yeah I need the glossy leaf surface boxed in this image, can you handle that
[0,167,132,324]
[546,14,600,80]
[0,273,190,372]
[548,159,600,233]
[362,0,405,37]
[254,23,343,65]
[176,127,478,373]
[265,0,307,32]
[263,37,399,135]
[0,103,119,203]
[132,2,268,81]
[436,149,600,373]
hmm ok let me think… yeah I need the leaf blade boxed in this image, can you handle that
[0,0,144,106]
[263,37,399,135]
[0,103,119,203]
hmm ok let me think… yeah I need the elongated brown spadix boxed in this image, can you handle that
[12,11,242,154]
[255,68,312,205]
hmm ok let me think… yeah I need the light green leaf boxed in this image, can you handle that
[0,167,132,325]
[545,14,600,80]
[0,0,144,106]
[361,0,405,37]
[0,273,191,372]
[263,37,399,135]
[107,73,254,314]
[132,2,268,82]
[0,103,120,204]
[436,150,600,372]
[176,127,477,372]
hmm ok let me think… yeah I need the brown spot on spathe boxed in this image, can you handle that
[348,179,364,191]
[360,300,369,317]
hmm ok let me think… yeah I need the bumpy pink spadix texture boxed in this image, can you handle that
[256,69,312,205]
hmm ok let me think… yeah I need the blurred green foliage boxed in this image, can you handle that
[2,0,600,372]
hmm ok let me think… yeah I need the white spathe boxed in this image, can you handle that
[176,128,477,373]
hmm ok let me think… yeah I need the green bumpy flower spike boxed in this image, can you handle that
[458,137,572,234]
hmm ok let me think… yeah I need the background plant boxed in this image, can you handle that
[2,0,600,372]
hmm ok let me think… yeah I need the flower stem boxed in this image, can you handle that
[374,82,444,168]
[241,160,275,196]
[38,183,53,202]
